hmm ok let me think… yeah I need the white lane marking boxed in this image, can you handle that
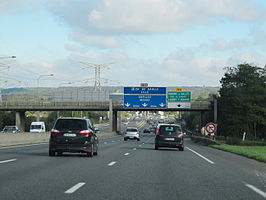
[107,161,116,166]
[133,148,137,150]
[186,147,215,165]
[0,158,17,164]
[142,143,145,145]
[0,143,47,150]
[104,142,107,144]
[124,153,130,156]
[112,140,115,142]
[138,145,142,147]
[65,182,86,194]
[245,183,266,199]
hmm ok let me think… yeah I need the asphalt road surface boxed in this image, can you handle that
[0,124,266,200]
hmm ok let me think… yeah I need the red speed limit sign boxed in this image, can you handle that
[205,123,217,134]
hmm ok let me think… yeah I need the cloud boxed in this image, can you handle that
[70,32,120,48]
[46,0,265,34]
[0,0,39,13]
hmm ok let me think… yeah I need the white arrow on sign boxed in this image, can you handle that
[159,103,165,107]
[142,103,148,107]
[125,103,130,107]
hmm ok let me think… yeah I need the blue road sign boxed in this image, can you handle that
[124,95,166,108]
[124,87,166,95]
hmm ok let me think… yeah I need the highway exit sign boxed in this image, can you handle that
[168,91,191,102]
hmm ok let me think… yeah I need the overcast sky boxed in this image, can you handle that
[0,0,266,88]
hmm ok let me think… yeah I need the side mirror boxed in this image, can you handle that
[94,127,100,134]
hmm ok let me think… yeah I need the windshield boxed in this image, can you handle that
[126,128,138,132]
[159,125,181,136]
[31,125,42,129]
[54,119,87,131]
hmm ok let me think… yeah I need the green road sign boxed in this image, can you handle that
[168,91,191,102]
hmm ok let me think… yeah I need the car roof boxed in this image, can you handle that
[157,123,181,127]
[126,127,138,129]
[57,117,88,120]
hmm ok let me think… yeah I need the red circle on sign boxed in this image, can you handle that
[205,123,217,134]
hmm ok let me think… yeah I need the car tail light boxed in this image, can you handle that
[156,128,160,136]
[178,132,185,138]
[79,130,93,135]
[51,129,61,134]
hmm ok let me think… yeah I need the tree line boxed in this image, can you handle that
[182,63,266,140]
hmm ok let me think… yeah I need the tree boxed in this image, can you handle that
[218,64,266,139]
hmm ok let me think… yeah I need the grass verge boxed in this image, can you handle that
[210,144,266,163]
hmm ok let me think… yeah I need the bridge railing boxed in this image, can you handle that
[0,100,212,110]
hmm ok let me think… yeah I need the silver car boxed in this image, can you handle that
[124,127,140,141]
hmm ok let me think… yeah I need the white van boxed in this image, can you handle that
[30,122,46,133]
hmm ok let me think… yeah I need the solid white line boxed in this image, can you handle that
[138,145,142,147]
[0,143,47,150]
[245,183,266,199]
[0,158,17,164]
[124,153,130,156]
[133,148,137,150]
[65,182,86,194]
[107,161,116,166]
[104,142,107,144]
[186,147,215,164]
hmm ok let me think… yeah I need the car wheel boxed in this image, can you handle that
[93,146,98,156]
[124,138,127,141]
[137,138,140,141]
[179,146,184,151]
[49,149,56,156]
[87,144,94,157]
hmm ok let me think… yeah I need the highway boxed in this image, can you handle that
[0,123,266,200]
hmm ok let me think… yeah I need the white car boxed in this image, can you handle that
[124,127,140,141]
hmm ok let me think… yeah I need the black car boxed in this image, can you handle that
[49,117,99,157]
[155,124,184,151]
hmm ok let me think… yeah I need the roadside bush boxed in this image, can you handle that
[226,137,241,145]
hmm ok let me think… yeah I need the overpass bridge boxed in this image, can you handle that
[0,99,212,132]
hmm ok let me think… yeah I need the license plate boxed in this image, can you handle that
[64,133,76,137]
[165,138,175,141]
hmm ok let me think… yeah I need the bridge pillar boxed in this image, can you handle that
[109,99,118,132]
[16,111,26,132]
[112,111,118,132]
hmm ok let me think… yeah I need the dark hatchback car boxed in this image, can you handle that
[49,117,99,157]
[155,124,184,151]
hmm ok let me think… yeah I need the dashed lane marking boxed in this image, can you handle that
[186,147,215,165]
[107,161,116,166]
[0,159,17,164]
[245,183,266,199]
[65,183,86,194]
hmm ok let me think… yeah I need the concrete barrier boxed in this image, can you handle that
[0,131,117,147]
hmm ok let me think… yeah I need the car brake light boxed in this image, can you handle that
[51,129,60,134]
[178,132,185,137]
[156,128,160,136]
[79,130,92,135]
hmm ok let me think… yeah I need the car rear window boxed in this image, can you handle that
[54,119,87,131]
[159,125,181,136]
[31,125,42,129]
[127,128,138,132]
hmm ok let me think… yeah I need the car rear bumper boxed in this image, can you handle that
[49,143,93,153]
[155,140,183,148]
